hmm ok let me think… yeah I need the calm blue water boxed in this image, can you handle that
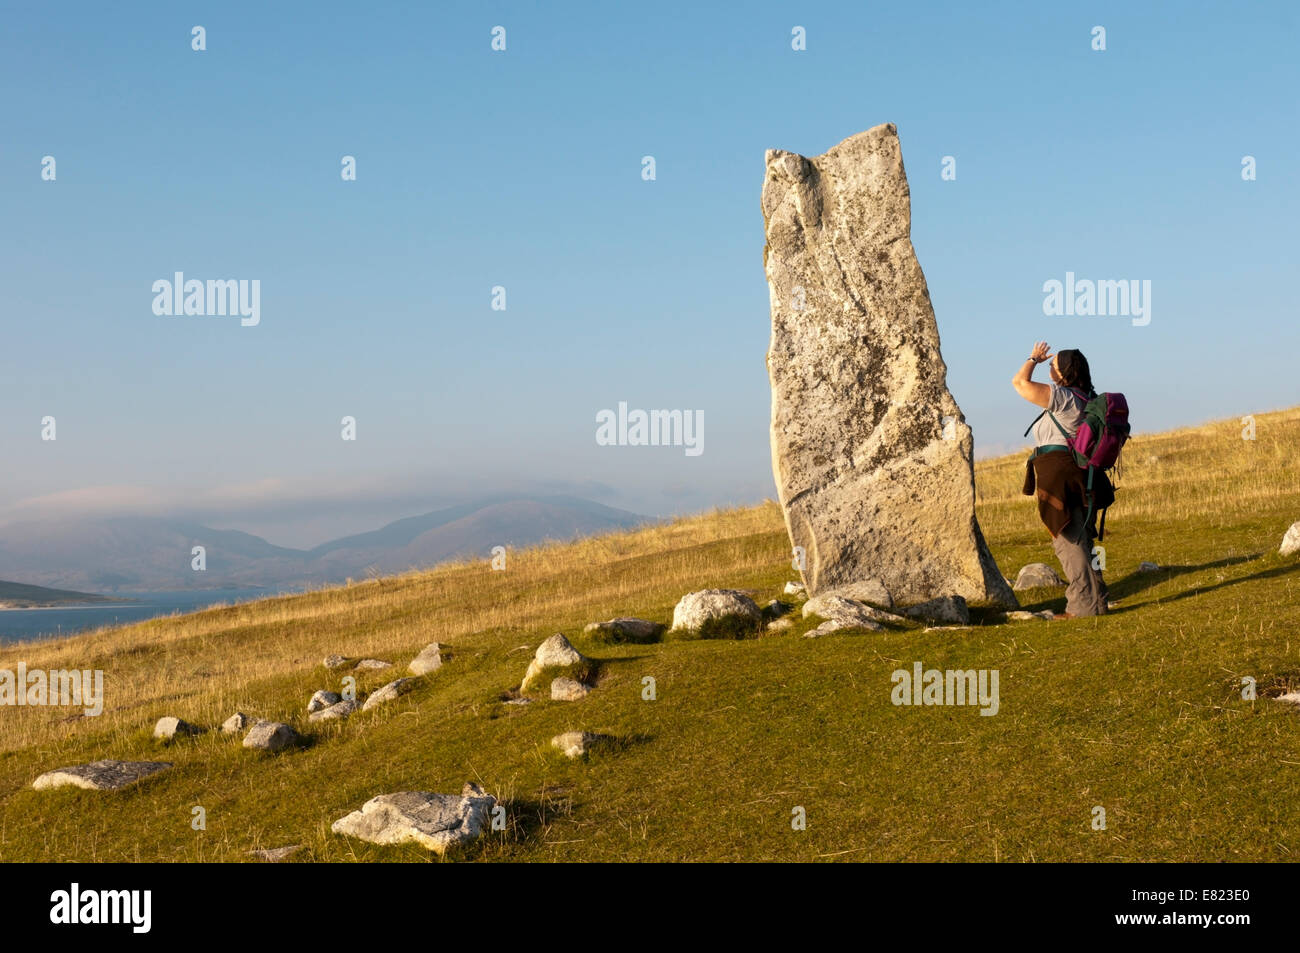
[0,588,304,645]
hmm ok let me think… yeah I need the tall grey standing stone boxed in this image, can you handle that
[762,123,1017,609]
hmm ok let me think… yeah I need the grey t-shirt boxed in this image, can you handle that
[1031,385,1088,447]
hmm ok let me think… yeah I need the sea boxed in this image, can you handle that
[0,587,305,646]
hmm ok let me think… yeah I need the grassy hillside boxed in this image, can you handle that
[1,407,1298,862]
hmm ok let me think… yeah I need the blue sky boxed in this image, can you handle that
[2,1,1296,546]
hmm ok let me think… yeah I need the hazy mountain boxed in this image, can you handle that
[0,496,648,592]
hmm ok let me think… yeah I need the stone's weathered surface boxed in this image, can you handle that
[583,618,665,644]
[669,589,763,632]
[323,655,351,670]
[1138,562,1160,572]
[783,581,807,597]
[551,731,612,759]
[1280,522,1300,556]
[249,845,303,863]
[521,633,590,693]
[1014,563,1065,590]
[354,658,392,671]
[408,643,445,676]
[551,677,591,701]
[33,760,172,791]
[762,123,1017,610]
[816,579,895,609]
[242,721,300,752]
[803,594,905,625]
[767,617,794,632]
[220,712,253,734]
[362,678,418,712]
[153,716,202,740]
[1004,610,1056,622]
[308,690,342,714]
[309,698,359,722]
[331,788,496,856]
[904,595,970,625]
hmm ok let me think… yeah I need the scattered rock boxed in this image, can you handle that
[762,122,1017,609]
[408,643,445,676]
[904,595,970,625]
[521,633,590,693]
[816,579,895,609]
[220,712,253,735]
[242,721,300,752]
[323,655,351,670]
[1004,610,1056,622]
[767,617,794,632]
[763,599,794,620]
[503,698,532,706]
[307,690,342,714]
[308,698,359,722]
[1013,563,1065,590]
[361,678,419,712]
[33,760,172,791]
[354,658,393,671]
[249,845,303,863]
[1138,561,1160,572]
[783,581,807,597]
[551,677,591,701]
[803,594,903,626]
[583,618,665,644]
[331,788,497,856]
[153,716,202,740]
[804,617,881,637]
[551,731,612,758]
[669,589,762,634]
[1280,522,1300,556]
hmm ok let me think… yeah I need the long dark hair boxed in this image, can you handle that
[1056,349,1094,396]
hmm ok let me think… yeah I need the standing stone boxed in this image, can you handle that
[762,123,1017,609]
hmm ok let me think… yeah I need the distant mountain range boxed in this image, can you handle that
[0,495,649,593]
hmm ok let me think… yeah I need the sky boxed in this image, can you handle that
[2,1,1296,547]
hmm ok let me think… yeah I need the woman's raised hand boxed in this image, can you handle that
[1030,341,1052,364]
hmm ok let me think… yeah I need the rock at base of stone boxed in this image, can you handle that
[1004,610,1056,622]
[361,678,418,712]
[905,596,970,625]
[783,581,807,598]
[1013,563,1065,590]
[153,716,202,740]
[763,123,1018,611]
[307,690,342,714]
[803,594,905,626]
[669,590,762,634]
[33,760,172,791]
[330,789,497,856]
[816,579,894,609]
[408,642,445,676]
[766,617,794,632]
[583,618,665,644]
[551,677,591,701]
[551,731,612,759]
[804,617,882,638]
[242,721,300,752]
[1280,521,1300,556]
[309,698,359,722]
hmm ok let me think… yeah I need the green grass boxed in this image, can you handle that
[1,408,1298,862]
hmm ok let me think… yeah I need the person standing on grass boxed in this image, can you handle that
[1013,341,1112,618]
